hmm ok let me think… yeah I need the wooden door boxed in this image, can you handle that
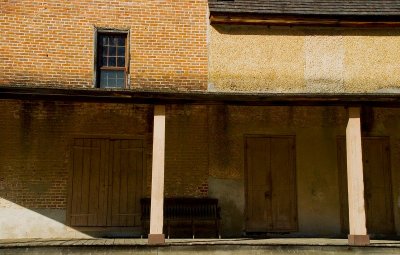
[245,136,297,232]
[70,138,109,226]
[108,139,144,227]
[338,137,394,235]
[69,138,144,227]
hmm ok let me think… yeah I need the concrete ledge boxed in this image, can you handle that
[148,234,165,245]
[348,234,370,246]
[3,243,400,255]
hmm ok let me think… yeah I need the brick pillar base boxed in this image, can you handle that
[348,234,370,246]
[148,234,165,245]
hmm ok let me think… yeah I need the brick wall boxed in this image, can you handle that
[0,100,154,209]
[0,100,210,210]
[0,1,208,90]
[165,105,209,197]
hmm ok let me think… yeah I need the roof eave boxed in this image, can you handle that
[2,86,400,107]
[210,12,400,27]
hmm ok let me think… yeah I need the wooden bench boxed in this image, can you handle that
[141,198,221,239]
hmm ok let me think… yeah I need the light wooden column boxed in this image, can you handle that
[346,107,370,246]
[148,105,166,245]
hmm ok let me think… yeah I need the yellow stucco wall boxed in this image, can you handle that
[209,25,400,93]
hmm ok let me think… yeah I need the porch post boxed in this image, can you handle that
[346,107,370,246]
[148,105,166,244]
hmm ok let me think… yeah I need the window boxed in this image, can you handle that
[96,32,128,88]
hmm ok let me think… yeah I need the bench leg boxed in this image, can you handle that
[167,220,170,239]
[217,220,221,239]
[192,220,195,239]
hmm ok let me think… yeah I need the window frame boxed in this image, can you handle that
[94,28,130,89]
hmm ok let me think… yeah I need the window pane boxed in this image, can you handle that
[108,78,117,87]
[116,78,125,87]
[102,57,107,66]
[99,70,125,88]
[117,57,125,67]
[102,36,108,46]
[109,47,116,56]
[108,57,116,66]
[110,37,117,46]
[117,71,124,79]
[117,37,125,46]
[117,47,125,56]
[100,72,108,87]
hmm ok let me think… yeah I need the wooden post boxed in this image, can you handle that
[346,107,370,246]
[148,105,166,245]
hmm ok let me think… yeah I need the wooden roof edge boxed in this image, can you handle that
[210,13,400,27]
[1,86,400,106]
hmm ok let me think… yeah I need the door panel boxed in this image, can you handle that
[70,138,108,227]
[109,139,143,227]
[70,138,143,227]
[338,137,394,235]
[246,137,270,231]
[271,137,297,231]
[246,136,297,232]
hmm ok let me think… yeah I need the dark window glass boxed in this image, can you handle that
[117,47,125,56]
[117,57,125,67]
[109,47,116,56]
[117,37,125,46]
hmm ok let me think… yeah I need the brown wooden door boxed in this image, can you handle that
[245,136,297,232]
[108,139,143,227]
[69,138,143,227]
[70,138,109,226]
[338,137,394,235]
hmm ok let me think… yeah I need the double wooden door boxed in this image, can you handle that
[68,138,144,227]
[245,136,298,232]
[337,137,394,235]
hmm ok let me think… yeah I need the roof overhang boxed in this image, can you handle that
[210,13,400,27]
[2,86,400,107]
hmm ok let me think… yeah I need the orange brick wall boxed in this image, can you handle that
[0,1,208,90]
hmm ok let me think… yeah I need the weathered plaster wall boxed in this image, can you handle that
[209,25,400,93]
[207,105,400,237]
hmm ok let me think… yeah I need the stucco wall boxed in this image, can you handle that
[209,25,400,93]
[207,105,400,237]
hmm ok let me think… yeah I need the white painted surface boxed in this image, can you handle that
[346,107,367,235]
[149,105,166,235]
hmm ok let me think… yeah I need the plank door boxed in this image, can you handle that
[70,138,109,226]
[246,136,297,232]
[108,139,144,227]
[338,137,394,235]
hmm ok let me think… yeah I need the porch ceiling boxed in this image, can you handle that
[2,86,400,107]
